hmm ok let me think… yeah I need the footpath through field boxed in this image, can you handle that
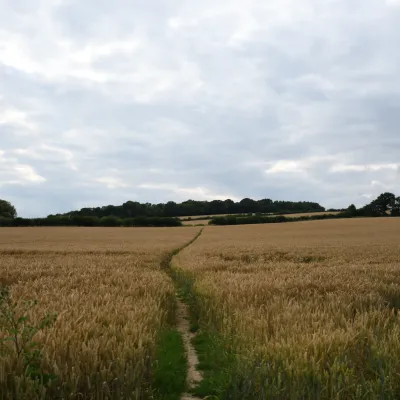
[163,229,204,400]
[176,299,203,400]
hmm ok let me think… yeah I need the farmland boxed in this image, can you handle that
[174,218,400,399]
[1,218,400,399]
[181,211,340,226]
[0,227,198,399]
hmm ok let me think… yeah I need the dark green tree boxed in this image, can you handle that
[347,204,357,216]
[208,200,226,215]
[56,198,326,219]
[391,196,400,216]
[368,192,395,216]
[258,198,274,213]
[0,199,17,218]
[238,198,258,213]
[164,201,179,217]
[358,192,396,216]
[223,199,235,214]
[122,201,145,217]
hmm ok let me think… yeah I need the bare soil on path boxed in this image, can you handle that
[176,296,203,400]
[171,230,204,400]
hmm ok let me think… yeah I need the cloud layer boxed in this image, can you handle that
[1,0,400,216]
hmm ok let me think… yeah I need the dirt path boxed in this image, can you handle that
[169,229,204,400]
[176,299,203,400]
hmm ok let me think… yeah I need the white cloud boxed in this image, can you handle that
[0,151,46,186]
[13,145,77,170]
[139,183,239,201]
[96,177,130,189]
[266,160,303,174]
[14,165,46,183]
[138,183,176,191]
[0,108,37,133]
[330,163,399,173]
[265,156,338,174]
[176,187,240,201]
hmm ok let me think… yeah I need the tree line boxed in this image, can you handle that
[1,192,397,227]
[210,213,351,226]
[0,197,325,227]
[1,199,182,227]
[0,216,182,228]
[210,192,400,225]
[53,198,325,219]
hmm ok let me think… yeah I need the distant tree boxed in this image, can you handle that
[100,216,122,227]
[373,192,396,214]
[164,201,179,217]
[258,198,274,213]
[358,192,396,217]
[56,197,327,219]
[208,200,225,215]
[223,199,235,214]
[0,200,17,218]
[238,198,258,213]
[391,197,400,216]
[369,192,395,216]
[122,201,145,217]
[346,204,357,216]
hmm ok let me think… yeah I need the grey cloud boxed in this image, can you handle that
[1,0,400,217]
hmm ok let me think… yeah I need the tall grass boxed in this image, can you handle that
[174,218,400,398]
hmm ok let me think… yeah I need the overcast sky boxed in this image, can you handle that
[1,0,400,217]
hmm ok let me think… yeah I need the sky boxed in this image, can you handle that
[1,0,400,217]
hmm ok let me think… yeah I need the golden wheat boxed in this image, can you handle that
[174,218,400,398]
[0,227,198,399]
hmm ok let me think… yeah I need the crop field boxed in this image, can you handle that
[174,218,400,399]
[180,211,340,220]
[281,211,340,218]
[0,227,198,399]
[181,211,340,226]
[182,219,211,226]
[2,219,400,399]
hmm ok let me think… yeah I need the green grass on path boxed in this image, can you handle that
[191,331,236,399]
[152,329,187,400]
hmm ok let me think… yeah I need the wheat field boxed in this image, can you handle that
[0,227,198,399]
[181,211,340,226]
[174,218,400,398]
